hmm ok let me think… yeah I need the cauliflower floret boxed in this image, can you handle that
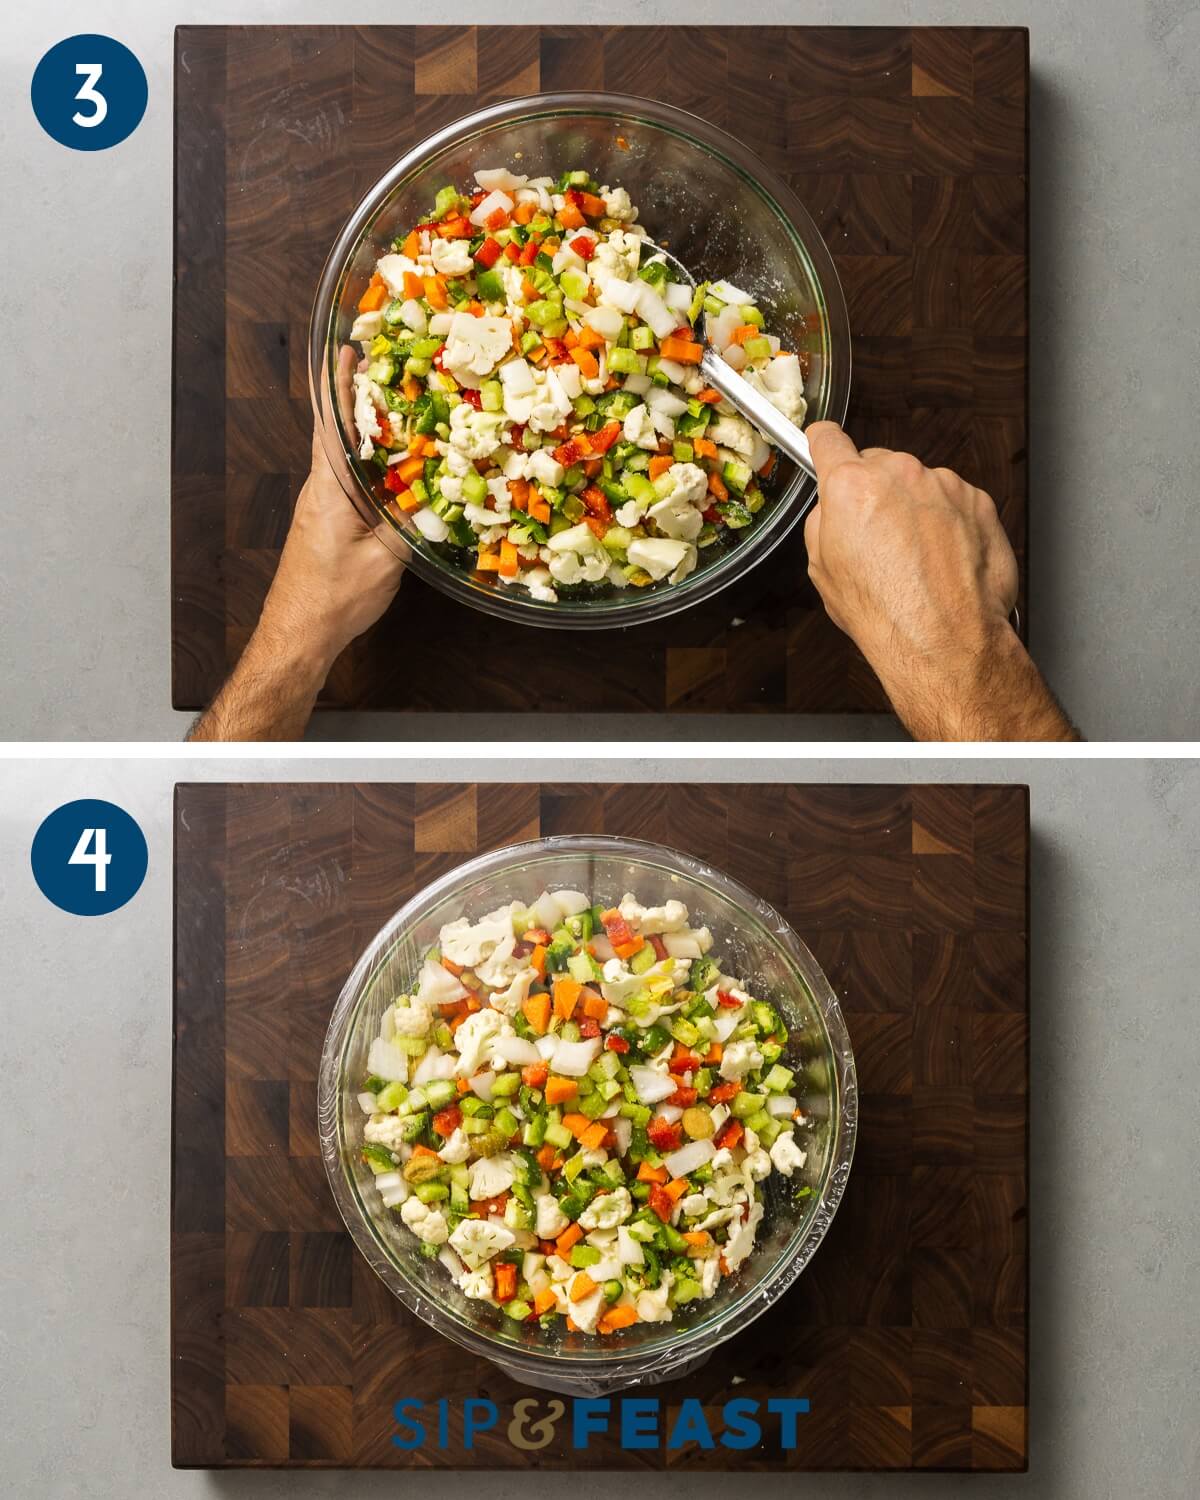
[746,353,808,426]
[601,185,636,222]
[362,1115,407,1154]
[626,537,697,585]
[468,1153,516,1202]
[622,402,659,451]
[636,900,691,935]
[646,463,708,541]
[545,522,610,585]
[458,1265,495,1300]
[448,402,506,461]
[523,1252,550,1295]
[722,1201,764,1271]
[568,1284,606,1333]
[376,253,423,299]
[391,999,433,1037]
[579,1187,633,1232]
[546,1253,574,1283]
[449,1216,515,1269]
[593,228,642,281]
[351,372,385,459]
[474,933,522,989]
[489,968,538,1017]
[708,413,759,461]
[535,1193,570,1239]
[453,1009,505,1077]
[440,905,517,968]
[719,1038,765,1082]
[430,236,473,277]
[699,1255,721,1298]
[400,1195,449,1245]
[522,566,558,603]
[770,1131,807,1177]
[743,1148,772,1182]
[441,313,513,387]
[636,1277,675,1323]
[437,1127,472,1165]
[351,308,384,342]
[680,1193,709,1217]
[527,447,565,487]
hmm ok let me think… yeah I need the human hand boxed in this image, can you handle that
[256,424,407,676]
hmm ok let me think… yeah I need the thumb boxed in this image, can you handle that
[806,421,860,481]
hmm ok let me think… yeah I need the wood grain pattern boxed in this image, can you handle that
[171,26,1029,715]
[172,782,1030,1470]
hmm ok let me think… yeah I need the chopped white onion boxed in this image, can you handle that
[768,1094,798,1117]
[412,507,449,543]
[712,1011,741,1042]
[535,1034,559,1060]
[417,956,468,1007]
[438,1244,467,1279]
[532,891,563,932]
[585,305,624,341]
[635,280,680,338]
[551,1037,602,1077]
[709,278,752,305]
[662,932,702,959]
[413,1046,456,1084]
[475,167,527,193]
[630,1065,677,1104]
[664,281,693,313]
[663,1137,716,1179]
[469,1070,496,1102]
[646,385,688,419]
[366,1037,409,1083]
[656,1103,683,1125]
[590,934,616,961]
[492,1035,542,1067]
[469,189,514,227]
[357,1091,379,1116]
[611,1118,633,1156]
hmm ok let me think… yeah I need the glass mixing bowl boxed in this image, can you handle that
[318,836,857,1396]
[309,93,850,630]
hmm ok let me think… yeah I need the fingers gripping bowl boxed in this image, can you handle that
[319,838,857,1395]
[310,94,851,629]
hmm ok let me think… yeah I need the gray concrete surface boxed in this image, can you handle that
[2,756,1198,1497]
[1,1,1198,741]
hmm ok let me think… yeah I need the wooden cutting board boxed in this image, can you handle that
[171,25,1028,715]
[171,781,1029,1470]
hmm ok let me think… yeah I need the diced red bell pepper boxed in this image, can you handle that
[436,215,473,239]
[578,1017,600,1039]
[581,486,612,522]
[493,1261,517,1303]
[584,516,608,540]
[649,935,669,962]
[668,1086,698,1108]
[716,991,744,1009]
[588,420,622,454]
[552,438,588,468]
[671,1047,703,1074]
[484,207,509,231]
[714,1118,744,1151]
[471,189,485,207]
[542,337,567,362]
[461,388,483,409]
[474,237,503,269]
[708,1080,741,1104]
[703,505,723,524]
[647,1116,682,1152]
[519,237,541,266]
[523,927,551,944]
[383,467,407,494]
[431,1105,462,1136]
[605,1033,630,1054]
[503,242,522,263]
[571,234,596,261]
[648,1184,674,1223]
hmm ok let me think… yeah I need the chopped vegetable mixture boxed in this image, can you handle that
[349,166,809,601]
[358,888,812,1335]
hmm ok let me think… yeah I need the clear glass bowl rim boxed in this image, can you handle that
[308,90,851,631]
[318,834,858,1385]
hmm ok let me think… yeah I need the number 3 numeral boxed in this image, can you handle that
[72,62,108,127]
[69,827,112,892]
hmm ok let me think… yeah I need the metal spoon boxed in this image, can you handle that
[643,244,817,480]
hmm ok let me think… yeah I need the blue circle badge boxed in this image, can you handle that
[31,35,148,151]
[31,800,149,916]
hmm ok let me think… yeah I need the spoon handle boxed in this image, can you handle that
[698,349,818,481]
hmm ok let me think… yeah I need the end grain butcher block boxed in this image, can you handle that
[171,781,1029,1470]
[172,25,1029,715]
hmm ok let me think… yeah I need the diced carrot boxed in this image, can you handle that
[521,277,539,302]
[637,1162,668,1184]
[663,1177,691,1202]
[441,955,464,977]
[493,1261,517,1302]
[530,943,547,977]
[410,1143,439,1159]
[570,1272,597,1302]
[560,1112,591,1139]
[569,346,599,379]
[580,992,608,1022]
[565,1316,580,1332]
[522,992,552,1034]
[403,271,424,301]
[616,135,630,150]
[545,1077,579,1107]
[553,976,583,1019]
[708,470,729,501]
[571,190,607,218]
[496,540,519,578]
[463,300,485,316]
[693,437,718,460]
[533,1286,558,1316]
[385,490,421,515]
[508,478,530,511]
[580,1121,608,1152]
[358,274,388,313]
[536,1144,557,1172]
[555,1223,583,1257]
[704,1041,723,1064]
[402,375,421,402]
[522,1060,549,1089]
[557,202,585,229]
[397,454,425,485]
[583,458,603,478]
[514,200,537,225]
[562,327,580,350]
[659,335,704,364]
[730,324,760,346]
[529,497,551,524]
[759,452,777,478]
[577,324,607,350]
[423,276,448,310]
[682,1230,711,1248]
[695,388,723,404]
[597,1304,638,1333]
[648,455,673,480]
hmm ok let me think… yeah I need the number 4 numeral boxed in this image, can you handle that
[69,827,112,892]
[73,62,108,128]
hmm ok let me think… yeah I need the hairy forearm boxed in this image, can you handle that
[869,624,1080,742]
[188,619,333,742]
